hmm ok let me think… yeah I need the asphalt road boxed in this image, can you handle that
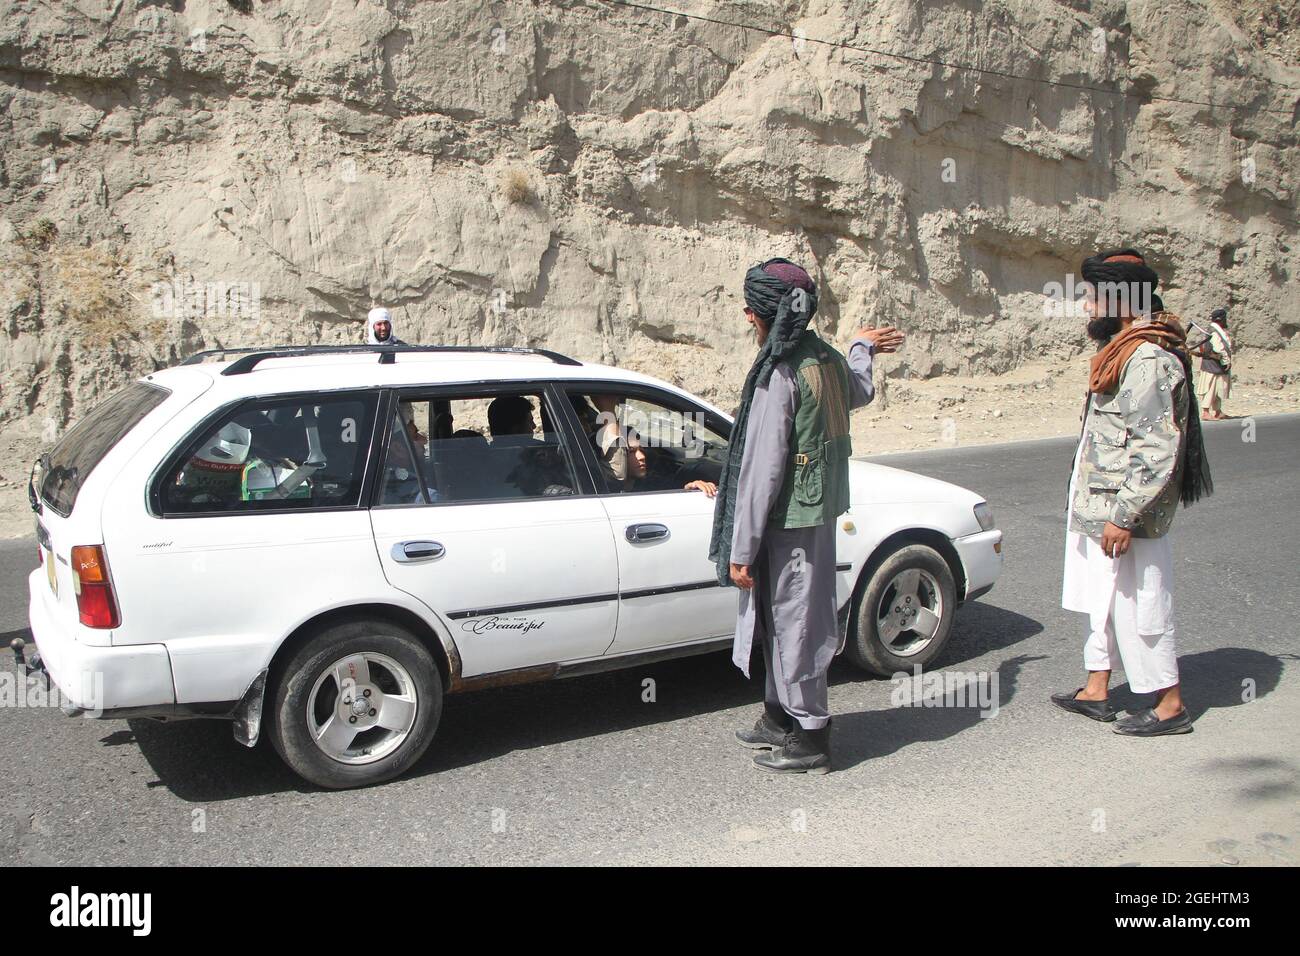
[2,414,1297,866]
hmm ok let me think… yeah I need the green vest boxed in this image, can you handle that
[770,331,854,529]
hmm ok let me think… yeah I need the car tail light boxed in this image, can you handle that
[35,543,42,565]
[71,545,120,629]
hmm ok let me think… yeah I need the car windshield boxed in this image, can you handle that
[40,382,170,517]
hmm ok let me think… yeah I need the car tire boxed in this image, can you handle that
[844,543,958,677]
[268,618,442,789]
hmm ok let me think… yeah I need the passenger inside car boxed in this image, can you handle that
[570,390,724,495]
[401,404,428,458]
[381,403,438,504]
[394,393,575,503]
[487,395,541,446]
[588,394,630,486]
[614,426,717,496]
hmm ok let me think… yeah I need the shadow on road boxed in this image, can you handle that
[1106,647,1293,721]
[832,653,1044,771]
[130,642,1289,801]
[931,600,1045,669]
[1201,756,1298,805]
[124,601,1046,800]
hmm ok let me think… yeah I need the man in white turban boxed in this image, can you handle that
[366,307,406,345]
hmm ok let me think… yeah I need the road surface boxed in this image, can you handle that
[2,414,1296,865]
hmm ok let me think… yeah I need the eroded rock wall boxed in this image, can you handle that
[1,0,1296,440]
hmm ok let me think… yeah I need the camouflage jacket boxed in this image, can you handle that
[1070,341,1189,539]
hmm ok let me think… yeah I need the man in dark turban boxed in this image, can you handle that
[1055,248,1212,737]
[708,257,903,773]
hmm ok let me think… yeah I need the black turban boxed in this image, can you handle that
[1079,248,1160,317]
[742,258,819,386]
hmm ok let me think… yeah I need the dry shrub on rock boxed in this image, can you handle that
[500,167,531,204]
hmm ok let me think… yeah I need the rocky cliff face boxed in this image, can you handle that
[2,0,1297,446]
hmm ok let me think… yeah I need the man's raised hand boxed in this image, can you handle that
[856,326,905,354]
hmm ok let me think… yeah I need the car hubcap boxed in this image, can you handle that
[307,652,418,764]
[876,568,944,658]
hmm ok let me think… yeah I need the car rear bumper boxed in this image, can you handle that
[27,569,176,716]
[953,529,1003,600]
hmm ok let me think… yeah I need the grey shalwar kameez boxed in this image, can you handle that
[730,336,877,729]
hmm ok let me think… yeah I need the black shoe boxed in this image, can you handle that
[735,702,794,750]
[1112,707,1193,736]
[753,720,831,774]
[1050,687,1118,722]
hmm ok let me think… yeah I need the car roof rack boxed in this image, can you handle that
[180,344,583,375]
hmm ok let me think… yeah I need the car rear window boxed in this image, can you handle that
[40,382,170,517]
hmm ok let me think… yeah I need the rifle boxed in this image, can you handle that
[1188,319,1230,371]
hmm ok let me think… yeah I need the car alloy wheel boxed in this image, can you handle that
[306,651,419,764]
[875,567,945,658]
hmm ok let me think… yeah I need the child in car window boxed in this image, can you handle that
[617,427,716,496]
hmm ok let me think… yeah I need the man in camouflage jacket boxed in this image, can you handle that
[1069,339,1188,541]
[1054,248,1198,738]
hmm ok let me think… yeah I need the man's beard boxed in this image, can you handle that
[1086,314,1123,343]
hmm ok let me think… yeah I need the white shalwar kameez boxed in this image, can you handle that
[1061,413,1180,694]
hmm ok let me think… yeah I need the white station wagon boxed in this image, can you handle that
[25,344,1003,788]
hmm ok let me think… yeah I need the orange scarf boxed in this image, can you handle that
[1088,313,1188,393]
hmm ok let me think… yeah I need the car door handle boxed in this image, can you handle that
[625,523,670,543]
[392,540,445,562]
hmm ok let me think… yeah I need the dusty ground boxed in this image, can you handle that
[849,347,1299,455]
[1,348,1295,538]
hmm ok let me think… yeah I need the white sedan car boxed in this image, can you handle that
[26,344,1002,788]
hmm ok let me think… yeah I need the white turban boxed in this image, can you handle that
[366,307,396,344]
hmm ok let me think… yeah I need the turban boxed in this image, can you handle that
[1079,248,1160,317]
[744,259,815,320]
[742,258,819,385]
